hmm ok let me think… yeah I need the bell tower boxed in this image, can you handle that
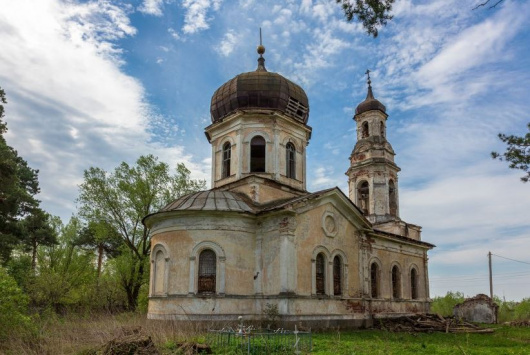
[346,71,401,224]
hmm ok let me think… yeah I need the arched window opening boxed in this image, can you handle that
[362,122,369,138]
[198,249,216,294]
[250,136,266,173]
[380,122,385,137]
[370,262,379,298]
[333,256,342,296]
[316,253,326,295]
[286,142,296,179]
[389,180,397,216]
[222,142,231,178]
[392,265,401,299]
[357,181,369,215]
[411,268,418,300]
[154,250,165,295]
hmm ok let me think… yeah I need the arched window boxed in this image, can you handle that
[370,262,379,298]
[316,253,326,295]
[222,142,231,178]
[380,121,385,137]
[362,122,369,138]
[250,136,266,173]
[411,268,418,300]
[357,181,369,215]
[392,265,401,299]
[333,256,342,296]
[389,180,397,216]
[198,249,216,294]
[153,249,165,295]
[286,142,296,179]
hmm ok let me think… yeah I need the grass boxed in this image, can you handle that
[311,325,530,355]
[1,313,529,354]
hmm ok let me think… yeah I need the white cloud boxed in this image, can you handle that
[168,27,181,40]
[0,0,209,220]
[216,30,238,57]
[181,0,222,34]
[138,0,164,16]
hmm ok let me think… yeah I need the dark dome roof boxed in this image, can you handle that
[355,86,386,115]
[210,59,309,124]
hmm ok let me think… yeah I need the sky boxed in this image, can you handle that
[0,0,529,300]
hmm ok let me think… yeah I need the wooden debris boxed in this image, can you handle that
[374,314,495,334]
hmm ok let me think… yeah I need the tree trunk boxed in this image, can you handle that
[97,244,103,279]
[31,236,37,271]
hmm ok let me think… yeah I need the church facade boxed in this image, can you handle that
[143,46,434,328]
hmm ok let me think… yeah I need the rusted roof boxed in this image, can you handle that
[355,85,386,116]
[160,190,255,214]
[210,70,309,124]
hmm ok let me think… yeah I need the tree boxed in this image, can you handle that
[74,220,121,279]
[20,209,58,271]
[77,155,205,310]
[491,123,530,183]
[336,0,394,37]
[0,266,34,341]
[0,86,41,263]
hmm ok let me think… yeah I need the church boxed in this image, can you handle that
[143,43,434,328]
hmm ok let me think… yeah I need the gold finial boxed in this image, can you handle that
[257,27,265,56]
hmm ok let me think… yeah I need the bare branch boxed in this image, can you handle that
[472,0,504,10]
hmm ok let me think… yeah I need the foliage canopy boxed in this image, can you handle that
[492,123,530,183]
[336,0,394,37]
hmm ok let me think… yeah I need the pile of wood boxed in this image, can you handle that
[375,314,495,334]
[507,320,530,327]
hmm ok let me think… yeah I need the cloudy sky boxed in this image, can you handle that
[1,0,529,300]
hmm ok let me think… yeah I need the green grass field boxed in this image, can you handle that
[308,326,530,355]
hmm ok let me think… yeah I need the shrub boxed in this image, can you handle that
[0,266,35,341]
[430,291,465,316]
[514,298,530,320]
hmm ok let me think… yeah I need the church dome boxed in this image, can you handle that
[355,74,386,115]
[210,48,309,124]
[160,190,254,214]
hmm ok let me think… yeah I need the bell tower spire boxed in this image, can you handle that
[346,72,400,224]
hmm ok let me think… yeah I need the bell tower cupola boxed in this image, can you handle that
[205,33,312,205]
[346,71,400,224]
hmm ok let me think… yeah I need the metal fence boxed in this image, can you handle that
[207,325,312,354]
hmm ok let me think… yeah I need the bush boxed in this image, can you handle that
[514,298,530,320]
[430,291,465,317]
[0,266,35,341]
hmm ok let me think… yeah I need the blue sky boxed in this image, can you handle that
[1,0,529,300]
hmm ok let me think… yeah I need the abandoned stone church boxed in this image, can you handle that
[143,44,434,328]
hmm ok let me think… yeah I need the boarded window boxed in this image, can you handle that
[357,181,369,215]
[392,265,401,299]
[411,268,418,300]
[362,122,369,138]
[154,250,165,295]
[286,142,296,179]
[222,142,231,178]
[198,249,216,294]
[333,256,342,296]
[316,253,325,295]
[389,180,397,216]
[371,262,379,298]
[250,136,266,172]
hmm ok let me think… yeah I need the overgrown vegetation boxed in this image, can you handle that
[0,86,205,349]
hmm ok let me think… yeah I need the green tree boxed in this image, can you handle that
[336,0,394,37]
[20,208,58,271]
[27,217,96,313]
[77,155,205,310]
[74,220,122,279]
[0,86,41,263]
[491,123,530,183]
